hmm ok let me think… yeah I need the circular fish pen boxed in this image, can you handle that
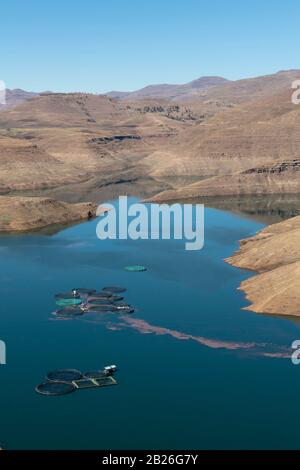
[85,304,119,313]
[53,307,84,319]
[87,298,114,305]
[55,292,81,300]
[52,285,135,320]
[35,381,76,396]
[46,369,83,383]
[72,288,97,295]
[125,265,147,272]
[110,295,125,302]
[55,298,82,307]
[102,287,127,293]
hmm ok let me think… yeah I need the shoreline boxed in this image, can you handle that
[226,215,300,317]
[0,196,108,233]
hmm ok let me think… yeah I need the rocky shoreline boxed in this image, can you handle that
[0,196,103,232]
[226,215,300,317]
[146,159,300,203]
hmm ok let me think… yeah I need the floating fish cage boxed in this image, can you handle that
[125,265,147,272]
[52,285,135,319]
[36,367,118,396]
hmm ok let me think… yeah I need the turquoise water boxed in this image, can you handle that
[0,199,300,450]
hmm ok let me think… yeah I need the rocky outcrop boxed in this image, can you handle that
[0,197,102,232]
[244,160,300,175]
[226,215,300,316]
[89,135,141,144]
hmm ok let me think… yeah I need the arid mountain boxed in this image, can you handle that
[226,215,300,316]
[0,135,89,192]
[194,69,300,106]
[106,76,229,101]
[0,70,300,209]
[107,70,300,105]
[0,93,196,193]
[143,83,300,181]
[0,88,39,110]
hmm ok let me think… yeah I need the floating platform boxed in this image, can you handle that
[72,376,117,389]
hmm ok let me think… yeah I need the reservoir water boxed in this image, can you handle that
[0,196,300,450]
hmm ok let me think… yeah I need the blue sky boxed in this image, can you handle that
[1,0,299,92]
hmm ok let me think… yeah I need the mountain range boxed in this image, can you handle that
[0,70,299,200]
[106,76,229,101]
[1,88,39,109]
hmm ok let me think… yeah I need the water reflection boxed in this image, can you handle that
[180,194,300,225]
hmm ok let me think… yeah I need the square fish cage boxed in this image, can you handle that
[72,376,117,389]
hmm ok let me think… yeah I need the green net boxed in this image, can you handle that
[125,265,147,272]
[56,298,82,307]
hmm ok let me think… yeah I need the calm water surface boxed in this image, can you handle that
[0,197,300,450]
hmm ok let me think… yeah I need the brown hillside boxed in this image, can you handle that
[226,215,300,316]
